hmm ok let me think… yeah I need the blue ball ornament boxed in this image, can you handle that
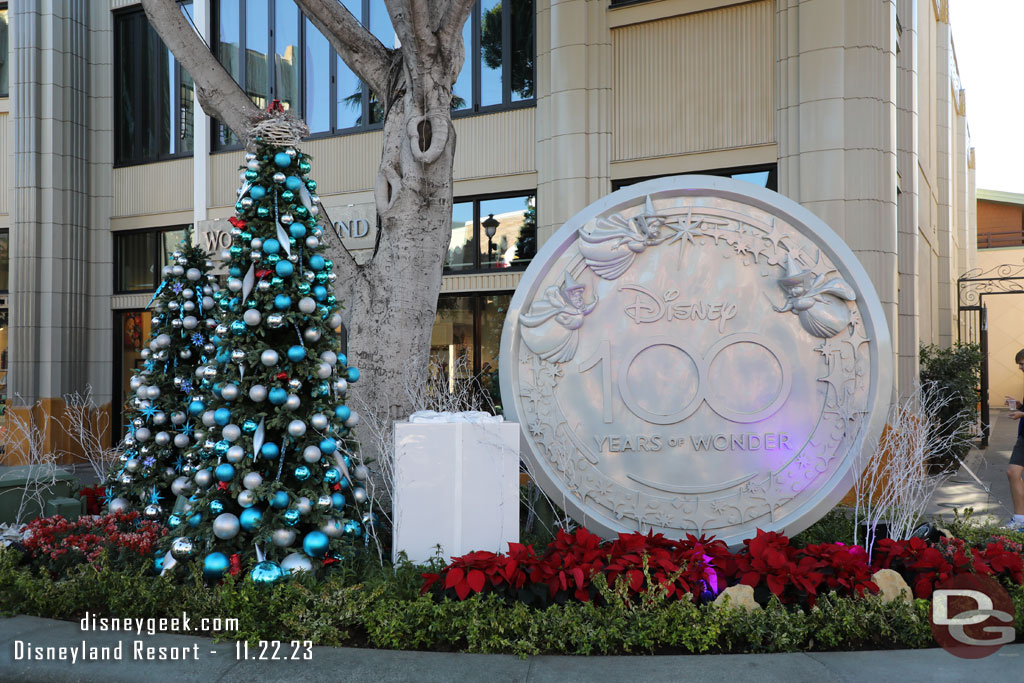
[167,514,182,529]
[203,552,230,580]
[337,354,348,367]
[263,238,281,254]
[243,420,258,434]
[261,442,281,459]
[343,520,363,538]
[250,560,284,584]
[249,185,266,200]
[229,266,242,277]
[154,552,166,572]
[230,320,246,335]
[334,405,351,422]
[294,465,311,481]
[287,345,306,362]
[266,253,281,266]
[323,467,341,484]
[283,508,300,525]
[214,408,232,426]
[289,224,307,239]
[331,492,346,509]
[244,169,259,181]
[214,440,230,456]
[256,206,271,218]
[338,476,350,491]
[274,294,292,310]
[302,531,329,557]
[270,490,290,509]
[188,400,205,416]
[347,367,360,383]
[240,507,263,530]
[320,438,338,455]
[285,175,303,191]
[268,387,288,405]
[309,255,325,271]
[188,513,202,527]
[314,286,327,302]
[274,152,292,168]
[209,499,225,515]
[275,260,294,277]
[215,463,235,482]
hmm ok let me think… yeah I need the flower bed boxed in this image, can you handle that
[422,528,1024,609]
[18,511,166,576]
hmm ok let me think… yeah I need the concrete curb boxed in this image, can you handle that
[0,615,1020,682]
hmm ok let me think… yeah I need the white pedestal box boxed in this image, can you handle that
[392,420,520,565]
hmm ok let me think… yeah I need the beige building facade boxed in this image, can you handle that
[0,0,976,451]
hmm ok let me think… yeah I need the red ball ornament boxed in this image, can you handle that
[276,372,288,381]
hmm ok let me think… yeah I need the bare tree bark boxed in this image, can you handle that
[143,0,479,453]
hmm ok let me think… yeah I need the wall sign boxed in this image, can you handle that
[499,176,891,546]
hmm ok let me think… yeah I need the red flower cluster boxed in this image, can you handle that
[872,536,1024,598]
[20,511,167,576]
[423,528,732,605]
[77,485,107,515]
[422,527,1024,609]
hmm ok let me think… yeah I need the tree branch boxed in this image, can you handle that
[439,0,477,50]
[295,0,393,97]
[141,0,260,140]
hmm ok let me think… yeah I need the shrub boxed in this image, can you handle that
[919,342,983,470]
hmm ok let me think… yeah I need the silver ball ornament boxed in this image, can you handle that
[230,349,246,363]
[249,384,268,402]
[154,431,171,446]
[316,495,333,510]
[213,513,241,540]
[298,297,316,314]
[302,446,321,463]
[303,327,322,343]
[352,487,368,504]
[171,411,187,425]
[237,489,256,507]
[170,537,194,561]
[221,384,240,401]
[226,445,246,463]
[354,464,370,481]
[284,394,301,411]
[310,413,329,431]
[267,313,285,328]
[297,497,312,515]
[343,410,359,428]
[272,172,286,184]
[173,433,190,448]
[194,469,214,488]
[243,472,263,489]
[135,427,151,442]
[287,420,307,437]
[171,477,192,496]
[221,424,242,442]
[320,351,338,366]
[316,363,332,379]
[156,333,171,348]
[287,378,302,392]
[272,528,296,547]
[125,458,141,473]
[305,236,319,249]
[261,349,279,366]
[243,309,261,326]
[281,553,312,574]
[322,519,344,538]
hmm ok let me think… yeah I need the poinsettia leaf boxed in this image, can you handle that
[467,569,485,593]
[445,567,464,590]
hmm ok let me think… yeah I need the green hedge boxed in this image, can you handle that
[5,547,1011,656]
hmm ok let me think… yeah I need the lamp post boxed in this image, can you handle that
[482,213,499,267]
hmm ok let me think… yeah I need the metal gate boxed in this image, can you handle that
[957,263,1024,447]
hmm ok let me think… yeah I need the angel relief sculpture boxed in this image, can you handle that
[519,273,597,363]
[578,196,669,280]
[774,256,857,338]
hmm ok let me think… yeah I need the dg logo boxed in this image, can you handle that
[610,334,793,425]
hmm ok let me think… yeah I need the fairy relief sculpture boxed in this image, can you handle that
[519,273,597,363]
[578,196,669,280]
[774,256,857,338]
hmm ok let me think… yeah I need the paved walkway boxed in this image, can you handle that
[0,615,1019,682]
[927,407,1018,523]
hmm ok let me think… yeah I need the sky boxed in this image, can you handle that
[950,0,1024,194]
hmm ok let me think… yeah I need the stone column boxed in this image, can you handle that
[535,0,612,244]
[8,1,93,461]
[896,0,919,395]
[776,0,900,391]
[934,14,954,347]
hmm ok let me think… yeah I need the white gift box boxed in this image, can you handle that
[392,418,520,565]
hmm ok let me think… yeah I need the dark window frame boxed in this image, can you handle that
[611,163,779,192]
[0,2,9,98]
[113,225,190,294]
[113,4,195,167]
[212,0,536,151]
[0,227,8,293]
[444,189,537,275]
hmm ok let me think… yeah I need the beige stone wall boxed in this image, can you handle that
[975,248,1024,406]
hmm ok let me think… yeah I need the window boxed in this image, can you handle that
[115,309,153,437]
[213,0,534,146]
[612,164,778,192]
[0,229,8,292]
[0,4,8,97]
[114,227,189,293]
[430,293,510,412]
[114,4,195,165]
[445,193,536,273]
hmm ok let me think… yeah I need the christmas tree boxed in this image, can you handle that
[162,125,368,583]
[107,228,219,521]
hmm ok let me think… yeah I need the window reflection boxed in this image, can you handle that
[444,194,535,272]
[275,0,300,112]
[479,0,503,107]
[509,0,534,100]
[116,232,158,293]
[447,202,475,271]
[0,7,8,97]
[245,0,269,108]
[430,293,511,413]
[452,19,473,110]
[304,17,330,133]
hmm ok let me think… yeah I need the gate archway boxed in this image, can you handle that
[957,263,1024,447]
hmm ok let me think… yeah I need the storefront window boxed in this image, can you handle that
[115,226,190,293]
[117,310,152,431]
[444,193,535,273]
[430,293,510,412]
